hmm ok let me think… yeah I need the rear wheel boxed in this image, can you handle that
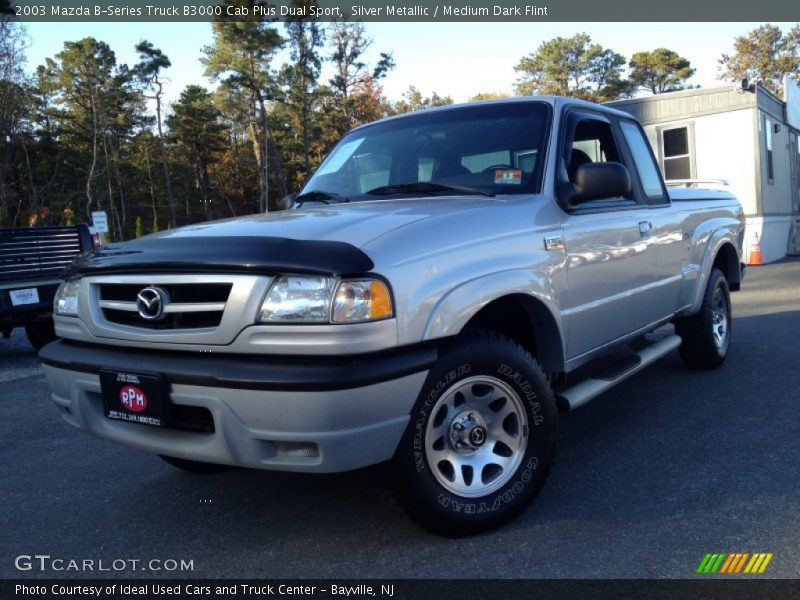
[675,268,731,369]
[158,455,233,474]
[392,330,557,536]
[25,318,56,351]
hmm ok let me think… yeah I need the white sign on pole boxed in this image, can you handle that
[91,211,109,234]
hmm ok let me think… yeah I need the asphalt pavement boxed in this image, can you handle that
[1,259,798,579]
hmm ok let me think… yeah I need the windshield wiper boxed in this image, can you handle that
[293,190,350,206]
[366,182,495,198]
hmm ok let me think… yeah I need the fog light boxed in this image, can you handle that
[273,441,319,458]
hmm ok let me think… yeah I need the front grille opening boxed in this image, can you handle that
[100,283,231,303]
[103,309,223,330]
[169,405,215,433]
[98,282,232,330]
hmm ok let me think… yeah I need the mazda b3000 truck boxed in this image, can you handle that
[40,97,744,534]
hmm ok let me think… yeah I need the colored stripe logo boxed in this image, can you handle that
[696,552,773,574]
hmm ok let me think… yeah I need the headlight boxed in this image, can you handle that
[54,280,80,316]
[258,276,337,323]
[331,279,392,323]
[258,276,393,324]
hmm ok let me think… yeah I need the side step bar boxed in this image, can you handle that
[556,334,682,411]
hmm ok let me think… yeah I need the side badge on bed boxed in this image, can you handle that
[544,235,564,251]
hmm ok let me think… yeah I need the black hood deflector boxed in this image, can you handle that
[63,236,375,278]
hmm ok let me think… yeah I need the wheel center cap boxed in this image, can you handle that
[469,426,486,446]
[449,411,487,453]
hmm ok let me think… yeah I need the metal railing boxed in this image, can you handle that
[665,179,730,187]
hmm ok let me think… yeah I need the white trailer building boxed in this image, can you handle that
[609,78,800,264]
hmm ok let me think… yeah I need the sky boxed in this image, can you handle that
[18,21,792,106]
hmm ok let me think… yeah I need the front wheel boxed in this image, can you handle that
[392,330,557,536]
[675,268,732,369]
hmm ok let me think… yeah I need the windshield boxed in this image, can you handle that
[300,102,551,202]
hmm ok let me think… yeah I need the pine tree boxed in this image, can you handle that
[629,48,695,94]
[513,33,629,102]
[202,5,286,211]
[719,24,800,97]
[133,41,176,228]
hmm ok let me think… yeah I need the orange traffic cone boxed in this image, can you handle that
[748,231,764,265]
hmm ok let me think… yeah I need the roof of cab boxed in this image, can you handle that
[349,95,636,133]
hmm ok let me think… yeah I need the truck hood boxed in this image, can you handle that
[141,199,449,248]
[64,197,497,277]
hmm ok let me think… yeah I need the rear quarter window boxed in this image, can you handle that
[620,120,666,198]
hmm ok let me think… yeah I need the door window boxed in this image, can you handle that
[566,118,622,184]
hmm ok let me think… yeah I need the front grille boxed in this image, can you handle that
[102,308,224,329]
[98,282,232,330]
[0,227,84,283]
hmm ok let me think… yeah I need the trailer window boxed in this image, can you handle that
[765,117,774,182]
[662,127,692,181]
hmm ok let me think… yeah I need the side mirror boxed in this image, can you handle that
[278,193,297,211]
[572,162,631,203]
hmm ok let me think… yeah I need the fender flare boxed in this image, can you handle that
[422,269,566,371]
[687,228,742,314]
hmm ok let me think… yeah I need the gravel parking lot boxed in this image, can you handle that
[1,259,798,579]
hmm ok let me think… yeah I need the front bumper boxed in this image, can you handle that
[40,340,435,473]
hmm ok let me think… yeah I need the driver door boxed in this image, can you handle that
[560,113,659,360]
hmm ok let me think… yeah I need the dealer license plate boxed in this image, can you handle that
[100,370,169,428]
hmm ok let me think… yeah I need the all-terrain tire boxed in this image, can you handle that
[675,268,731,370]
[392,329,557,536]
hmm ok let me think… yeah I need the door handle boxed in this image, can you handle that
[639,221,653,238]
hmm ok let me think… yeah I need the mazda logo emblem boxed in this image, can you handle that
[469,427,486,446]
[136,287,169,321]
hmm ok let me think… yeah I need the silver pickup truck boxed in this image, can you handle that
[41,97,744,535]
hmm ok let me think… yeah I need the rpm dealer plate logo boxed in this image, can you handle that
[119,386,148,412]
